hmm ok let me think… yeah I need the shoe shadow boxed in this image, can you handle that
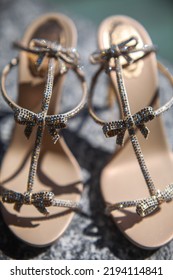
[0,211,48,259]
[86,169,157,259]
[37,153,82,196]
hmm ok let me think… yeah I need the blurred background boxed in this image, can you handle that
[0,0,173,61]
[47,0,173,62]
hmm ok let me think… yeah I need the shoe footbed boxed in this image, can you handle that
[99,15,173,249]
[0,13,83,247]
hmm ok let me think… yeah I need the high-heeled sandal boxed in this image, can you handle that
[0,13,87,247]
[89,15,173,249]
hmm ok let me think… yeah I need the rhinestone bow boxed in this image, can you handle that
[2,190,80,215]
[2,190,55,215]
[14,108,67,143]
[13,38,80,74]
[106,184,173,217]
[90,36,157,72]
[102,106,155,145]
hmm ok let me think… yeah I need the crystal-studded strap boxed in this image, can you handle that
[89,36,173,218]
[0,39,87,215]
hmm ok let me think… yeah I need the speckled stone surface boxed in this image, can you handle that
[0,0,173,260]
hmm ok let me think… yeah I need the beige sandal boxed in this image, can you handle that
[89,15,173,249]
[0,13,87,247]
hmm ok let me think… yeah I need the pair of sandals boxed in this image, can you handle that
[1,13,173,249]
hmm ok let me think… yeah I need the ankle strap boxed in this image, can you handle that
[1,40,87,141]
[88,38,173,146]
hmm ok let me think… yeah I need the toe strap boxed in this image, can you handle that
[106,184,173,217]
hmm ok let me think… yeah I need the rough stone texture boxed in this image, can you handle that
[0,0,173,260]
